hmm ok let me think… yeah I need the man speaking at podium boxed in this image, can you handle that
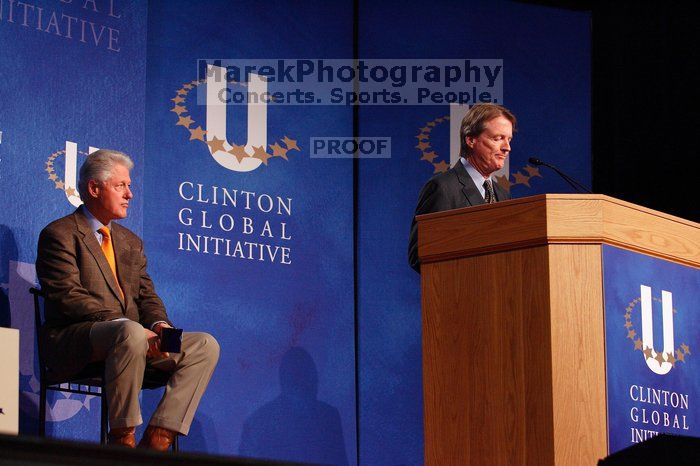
[408,103,516,272]
[36,150,219,450]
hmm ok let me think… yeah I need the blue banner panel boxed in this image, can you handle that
[603,245,700,454]
[0,0,147,441]
[357,1,590,464]
[144,0,355,462]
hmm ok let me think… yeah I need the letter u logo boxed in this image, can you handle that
[63,141,99,207]
[206,65,267,172]
[640,285,675,375]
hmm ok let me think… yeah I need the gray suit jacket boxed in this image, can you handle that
[408,161,511,272]
[36,207,171,379]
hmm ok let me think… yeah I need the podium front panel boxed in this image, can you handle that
[602,245,700,454]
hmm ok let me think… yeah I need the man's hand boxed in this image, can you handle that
[144,328,169,360]
[153,322,173,336]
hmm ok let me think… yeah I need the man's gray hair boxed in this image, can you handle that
[77,149,134,199]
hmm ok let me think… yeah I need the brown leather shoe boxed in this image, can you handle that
[138,425,177,451]
[108,426,136,448]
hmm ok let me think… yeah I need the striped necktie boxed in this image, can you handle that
[483,179,496,204]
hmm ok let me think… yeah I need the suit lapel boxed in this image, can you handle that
[452,161,485,207]
[493,179,511,202]
[74,208,126,309]
[111,225,132,303]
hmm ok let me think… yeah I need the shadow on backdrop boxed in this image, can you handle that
[179,409,220,454]
[0,225,18,327]
[239,346,347,465]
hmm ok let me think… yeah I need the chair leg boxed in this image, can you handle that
[100,392,108,444]
[39,384,47,437]
[173,434,179,452]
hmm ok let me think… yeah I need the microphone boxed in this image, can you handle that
[528,157,592,194]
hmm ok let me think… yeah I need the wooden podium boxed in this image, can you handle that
[416,194,700,466]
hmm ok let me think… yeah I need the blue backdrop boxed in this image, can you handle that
[1,1,590,464]
[142,1,355,462]
[356,1,590,463]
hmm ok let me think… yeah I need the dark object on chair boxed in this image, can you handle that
[30,287,179,451]
[160,327,183,353]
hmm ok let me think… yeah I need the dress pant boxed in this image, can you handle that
[88,319,219,435]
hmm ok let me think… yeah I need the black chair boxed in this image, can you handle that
[30,287,179,451]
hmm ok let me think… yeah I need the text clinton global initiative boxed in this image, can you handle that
[177,181,292,265]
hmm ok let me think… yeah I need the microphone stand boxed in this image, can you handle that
[528,157,592,194]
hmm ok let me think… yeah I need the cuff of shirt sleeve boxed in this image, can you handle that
[150,320,168,330]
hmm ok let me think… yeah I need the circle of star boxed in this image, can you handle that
[44,149,84,198]
[414,116,543,191]
[623,296,690,369]
[171,79,300,167]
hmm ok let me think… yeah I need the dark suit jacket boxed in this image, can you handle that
[36,207,171,379]
[408,161,511,272]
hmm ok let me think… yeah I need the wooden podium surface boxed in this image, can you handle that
[416,194,700,466]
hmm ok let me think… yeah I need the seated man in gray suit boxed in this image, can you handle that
[408,103,516,272]
[36,149,219,450]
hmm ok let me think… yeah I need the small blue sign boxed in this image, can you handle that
[603,245,700,453]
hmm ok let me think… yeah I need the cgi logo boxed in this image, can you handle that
[624,285,691,375]
[44,141,101,207]
[170,65,300,173]
[413,104,547,193]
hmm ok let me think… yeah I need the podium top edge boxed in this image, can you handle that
[415,194,700,228]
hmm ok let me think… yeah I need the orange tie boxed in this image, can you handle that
[98,227,124,299]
